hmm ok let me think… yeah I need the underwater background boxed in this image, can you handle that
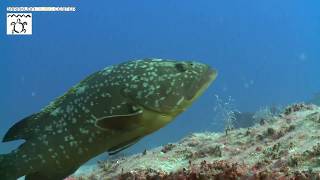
[1,0,320,166]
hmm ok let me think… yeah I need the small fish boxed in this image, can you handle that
[0,58,217,180]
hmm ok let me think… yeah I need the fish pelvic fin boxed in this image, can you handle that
[24,166,78,180]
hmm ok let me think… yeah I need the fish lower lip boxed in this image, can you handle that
[202,68,217,85]
[208,68,217,79]
[186,68,217,100]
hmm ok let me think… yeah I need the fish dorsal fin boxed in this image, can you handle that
[108,136,142,155]
[3,114,39,142]
[95,108,143,131]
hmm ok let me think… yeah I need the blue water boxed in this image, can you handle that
[1,0,320,161]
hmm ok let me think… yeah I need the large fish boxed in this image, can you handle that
[0,59,217,180]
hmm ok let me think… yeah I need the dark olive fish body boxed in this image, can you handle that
[0,59,217,180]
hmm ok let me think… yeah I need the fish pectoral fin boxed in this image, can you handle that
[95,107,143,131]
[108,136,142,155]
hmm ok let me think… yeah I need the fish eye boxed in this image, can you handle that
[175,63,187,72]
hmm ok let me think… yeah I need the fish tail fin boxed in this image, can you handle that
[0,153,20,180]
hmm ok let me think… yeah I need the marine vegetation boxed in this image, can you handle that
[72,103,320,179]
[0,59,217,180]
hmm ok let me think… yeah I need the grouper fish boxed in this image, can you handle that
[0,58,217,180]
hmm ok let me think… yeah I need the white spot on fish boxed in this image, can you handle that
[176,96,185,106]
[143,82,148,88]
[51,108,61,116]
[76,85,87,95]
[72,118,77,124]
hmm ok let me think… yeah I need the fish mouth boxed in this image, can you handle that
[156,66,218,115]
[187,67,218,101]
[203,68,218,85]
